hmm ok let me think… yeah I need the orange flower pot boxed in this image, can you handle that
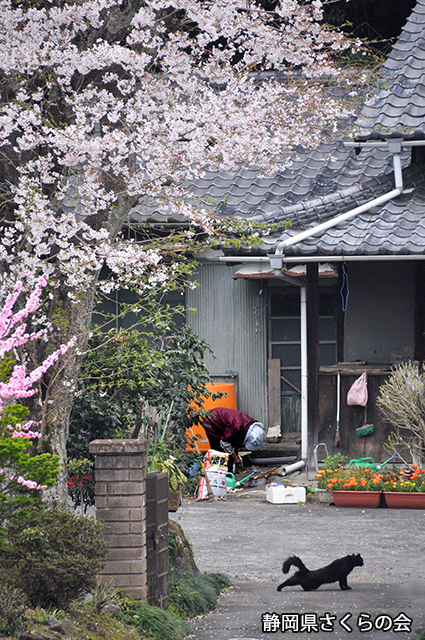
[331,490,382,508]
[383,492,425,509]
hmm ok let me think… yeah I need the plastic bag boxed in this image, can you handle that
[197,449,228,501]
[347,372,368,406]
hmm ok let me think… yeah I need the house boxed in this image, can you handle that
[135,1,425,464]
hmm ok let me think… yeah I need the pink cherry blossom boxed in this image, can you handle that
[0,276,75,495]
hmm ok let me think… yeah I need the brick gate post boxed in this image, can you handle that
[89,439,147,600]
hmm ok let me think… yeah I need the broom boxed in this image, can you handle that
[188,428,215,501]
[334,371,341,447]
[200,460,215,501]
[356,404,374,437]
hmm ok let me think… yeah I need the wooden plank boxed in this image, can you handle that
[415,262,425,361]
[317,371,393,462]
[268,359,281,432]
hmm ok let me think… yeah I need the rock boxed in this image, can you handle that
[169,519,199,572]
[101,603,121,616]
[49,620,71,635]
[81,592,94,603]
[18,632,51,640]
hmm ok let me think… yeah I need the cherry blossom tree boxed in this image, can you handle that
[0,0,361,504]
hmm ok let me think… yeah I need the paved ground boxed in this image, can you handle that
[172,475,425,640]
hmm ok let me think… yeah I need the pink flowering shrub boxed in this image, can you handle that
[0,277,74,540]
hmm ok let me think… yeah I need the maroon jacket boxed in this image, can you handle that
[203,407,255,450]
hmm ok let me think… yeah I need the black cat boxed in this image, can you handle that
[277,554,363,591]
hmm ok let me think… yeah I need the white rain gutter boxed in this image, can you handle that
[208,254,424,263]
[270,140,404,271]
[268,138,404,463]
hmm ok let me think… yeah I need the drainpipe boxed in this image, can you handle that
[300,286,308,461]
[268,139,404,463]
[269,139,404,269]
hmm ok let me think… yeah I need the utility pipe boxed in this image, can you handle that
[279,459,306,476]
[300,286,308,461]
[272,186,402,263]
[344,137,423,149]
[208,253,424,264]
[268,140,404,464]
[270,142,404,270]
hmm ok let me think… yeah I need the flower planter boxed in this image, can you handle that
[317,489,334,505]
[331,490,382,508]
[383,492,425,509]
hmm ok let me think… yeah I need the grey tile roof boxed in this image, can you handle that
[356,0,425,139]
[132,2,425,258]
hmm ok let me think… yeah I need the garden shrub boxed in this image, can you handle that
[0,401,60,541]
[169,568,231,618]
[377,362,425,465]
[0,584,28,636]
[68,321,216,461]
[0,506,107,609]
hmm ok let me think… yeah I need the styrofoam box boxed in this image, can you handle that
[266,484,306,504]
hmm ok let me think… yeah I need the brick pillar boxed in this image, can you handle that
[89,439,147,600]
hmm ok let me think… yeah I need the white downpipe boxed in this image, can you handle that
[273,150,403,260]
[275,186,402,256]
[300,286,308,461]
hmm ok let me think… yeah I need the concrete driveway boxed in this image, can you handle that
[173,488,425,640]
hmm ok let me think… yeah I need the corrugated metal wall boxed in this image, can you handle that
[186,262,268,425]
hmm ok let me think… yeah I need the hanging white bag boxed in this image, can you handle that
[347,372,368,406]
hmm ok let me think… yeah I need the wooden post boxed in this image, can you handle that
[268,358,281,433]
[414,262,425,361]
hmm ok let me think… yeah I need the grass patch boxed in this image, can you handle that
[117,595,193,640]
[169,568,231,618]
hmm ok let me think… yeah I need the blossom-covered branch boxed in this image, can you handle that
[0,0,367,502]
[0,277,74,524]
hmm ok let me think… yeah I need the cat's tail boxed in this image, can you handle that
[282,555,308,574]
